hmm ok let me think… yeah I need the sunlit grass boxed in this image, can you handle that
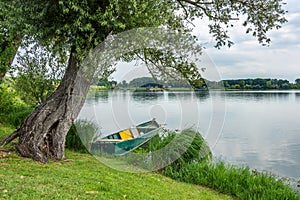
[0,122,233,199]
[0,150,233,200]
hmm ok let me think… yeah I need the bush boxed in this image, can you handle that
[0,78,30,126]
[6,106,34,128]
[65,120,98,152]
[0,78,24,118]
[129,129,212,172]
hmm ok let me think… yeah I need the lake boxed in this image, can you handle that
[78,90,300,180]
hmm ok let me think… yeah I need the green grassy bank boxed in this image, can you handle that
[1,123,299,199]
[0,123,232,200]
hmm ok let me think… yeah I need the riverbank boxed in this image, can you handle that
[0,123,231,199]
[1,123,299,199]
[0,151,234,199]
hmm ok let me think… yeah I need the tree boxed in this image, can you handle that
[0,2,21,82]
[295,79,300,89]
[1,0,287,163]
[129,77,156,87]
[13,46,66,105]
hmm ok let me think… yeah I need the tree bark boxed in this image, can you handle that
[2,47,91,163]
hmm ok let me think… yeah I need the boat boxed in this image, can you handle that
[90,119,161,156]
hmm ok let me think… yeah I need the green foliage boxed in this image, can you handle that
[127,129,299,199]
[65,124,85,152]
[5,0,179,59]
[153,130,212,171]
[65,120,98,152]
[177,0,287,47]
[0,78,25,120]
[131,129,212,172]
[3,0,288,74]
[296,79,300,89]
[13,46,65,105]
[0,77,33,128]
[4,0,287,53]
[0,2,20,81]
[164,161,299,200]
[118,76,206,89]
[207,78,298,90]
[6,106,34,128]
[129,77,156,87]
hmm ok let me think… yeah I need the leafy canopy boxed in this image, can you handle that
[5,0,287,52]
[2,0,287,84]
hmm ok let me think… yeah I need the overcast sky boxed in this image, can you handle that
[112,0,299,83]
[193,0,300,82]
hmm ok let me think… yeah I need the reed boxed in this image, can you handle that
[164,161,299,199]
[136,129,299,199]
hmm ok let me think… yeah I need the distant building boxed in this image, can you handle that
[141,83,163,88]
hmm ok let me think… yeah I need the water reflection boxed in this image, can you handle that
[94,91,109,102]
[295,92,300,100]
[194,90,210,100]
[85,91,109,104]
[131,91,164,102]
[221,91,290,102]
[79,90,300,180]
[165,91,210,102]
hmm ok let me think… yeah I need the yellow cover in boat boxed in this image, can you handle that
[119,129,133,140]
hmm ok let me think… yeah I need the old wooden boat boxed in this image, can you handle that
[90,119,160,155]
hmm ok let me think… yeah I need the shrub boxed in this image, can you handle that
[6,106,34,128]
[130,129,212,172]
[0,78,30,126]
[0,78,24,118]
[65,120,98,152]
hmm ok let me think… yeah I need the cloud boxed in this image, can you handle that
[198,1,300,82]
[111,1,300,83]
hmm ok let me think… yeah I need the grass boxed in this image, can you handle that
[134,130,300,200]
[0,151,233,200]
[1,124,299,200]
[164,161,300,200]
[0,123,15,140]
[0,124,232,200]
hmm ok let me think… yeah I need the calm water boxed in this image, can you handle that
[79,90,300,179]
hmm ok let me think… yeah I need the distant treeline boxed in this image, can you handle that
[208,78,300,90]
[101,77,300,90]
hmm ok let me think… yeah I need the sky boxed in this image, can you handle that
[192,0,300,82]
[112,0,300,83]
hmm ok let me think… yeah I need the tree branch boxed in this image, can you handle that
[135,51,179,81]
[177,0,189,19]
[0,130,19,147]
[177,0,239,21]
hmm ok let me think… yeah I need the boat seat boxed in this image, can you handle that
[119,129,133,140]
[130,127,140,138]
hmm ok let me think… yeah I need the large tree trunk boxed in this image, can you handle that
[2,48,91,163]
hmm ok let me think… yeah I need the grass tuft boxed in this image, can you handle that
[134,129,300,200]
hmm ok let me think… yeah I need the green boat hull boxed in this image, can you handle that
[90,119,160,155]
